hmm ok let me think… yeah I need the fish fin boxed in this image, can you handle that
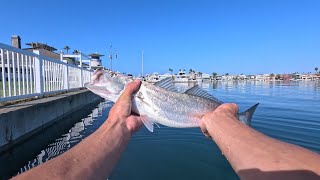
[184,85,222,102]
[154,122,160,128]
[140,115,154,132]
[154,77,177,92]
[85,83,111,99]
[237,103,259,125]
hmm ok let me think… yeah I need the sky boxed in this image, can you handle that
[0,0,319,76]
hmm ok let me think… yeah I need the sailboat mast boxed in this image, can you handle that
[142,49,144,77]
[109,43,113,71]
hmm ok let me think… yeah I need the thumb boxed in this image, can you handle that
[216,103,238,115]
[118,80,141,102]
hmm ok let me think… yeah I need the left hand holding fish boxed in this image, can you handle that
[108,79,143,135]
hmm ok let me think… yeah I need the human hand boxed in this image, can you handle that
[200,103,238,138]
[108,80,143,134]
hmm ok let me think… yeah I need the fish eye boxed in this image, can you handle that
[137,92,144,99]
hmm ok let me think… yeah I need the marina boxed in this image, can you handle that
[144,71,320,83]
[1,80,319,179]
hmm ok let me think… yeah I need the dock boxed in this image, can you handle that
[0,37,103,153]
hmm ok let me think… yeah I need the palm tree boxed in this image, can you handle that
[64,46,70,54]
[211,72,217,80]
[189,69,193,74]
[169,68,173,74]
[73,50,80,54]
[226,73,229,76]
[315,67,318,73]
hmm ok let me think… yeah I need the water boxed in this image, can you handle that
[1,80,320,179]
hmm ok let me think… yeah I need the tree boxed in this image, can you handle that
[64,46,70,54]
[226,73,229,76]
[212,72,218,77]
[169,68,173,74]
[315,67,318,73]
[275,74,281,80]
[189,69,193,74]
[73,50,80,54]
[270,73,275,80]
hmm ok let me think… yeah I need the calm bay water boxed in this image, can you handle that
[1,80,320,179]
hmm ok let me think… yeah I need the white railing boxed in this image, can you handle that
[0,43,93,102]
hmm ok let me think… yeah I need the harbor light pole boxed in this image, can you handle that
[108,43,118,71]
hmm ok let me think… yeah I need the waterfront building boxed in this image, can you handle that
[159,73,172,80]
[298,74,320,80]
[314,74,320,80]
[25,42,60,60]
[282,74,293,81]
[293,74,303,80]
[201,73,211,82]
[0,36,59,81]
[0,35,104,82]
[215,75,222,81]
[255,74,267,81]
[221,75,234,81]
[188,71,196,81]
[87,53,104,70]
[237,74,247,80]
[247,75,256,80]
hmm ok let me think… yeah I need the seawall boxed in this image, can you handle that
[0,89,102,153]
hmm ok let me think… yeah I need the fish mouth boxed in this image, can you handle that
[84,82,90,88]
[85,83,112,96]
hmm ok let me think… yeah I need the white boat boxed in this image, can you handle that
[174,70,189,83]
[146,72,160,83]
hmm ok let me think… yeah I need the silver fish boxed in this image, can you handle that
[85,70,259,132]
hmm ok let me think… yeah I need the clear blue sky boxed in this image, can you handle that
[0,0,319,75]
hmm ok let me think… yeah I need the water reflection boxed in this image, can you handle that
[0,101,112,179]
[17,101,112,174]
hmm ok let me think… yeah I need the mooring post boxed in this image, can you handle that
[34,50,43,97]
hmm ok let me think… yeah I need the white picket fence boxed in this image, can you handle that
[0,43,93,102]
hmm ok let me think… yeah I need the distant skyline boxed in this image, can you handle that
[0,0,319,76]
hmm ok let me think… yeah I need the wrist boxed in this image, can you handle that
[101,117,133,137]
[203,113,237,140]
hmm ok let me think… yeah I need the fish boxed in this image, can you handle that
[85,70,259,132]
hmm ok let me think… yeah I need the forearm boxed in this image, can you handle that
[207,116,320,179]
[13,118,131,180]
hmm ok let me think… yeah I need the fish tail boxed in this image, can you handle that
[237,103,259,125]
